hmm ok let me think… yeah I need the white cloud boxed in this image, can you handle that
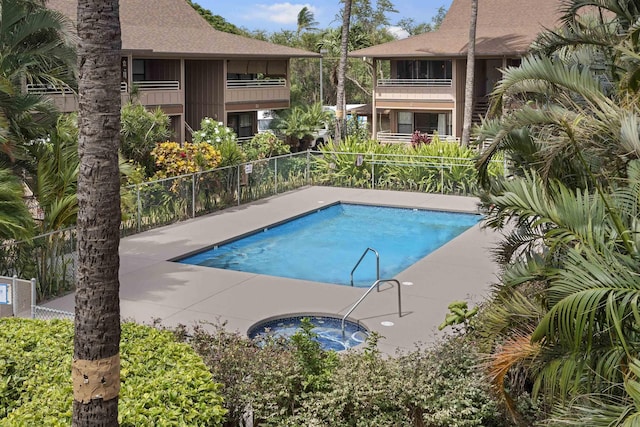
[249,3,317,25]
[387,26,410,40]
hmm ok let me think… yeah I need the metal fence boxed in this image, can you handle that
[0,275,74,320]
[1,150,504,302]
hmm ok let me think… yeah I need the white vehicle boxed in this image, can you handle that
[311,122,330,149]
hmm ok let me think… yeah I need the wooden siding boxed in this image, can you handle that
[225,86,290,107]
[137,89,183,106]
[184,59,224,130]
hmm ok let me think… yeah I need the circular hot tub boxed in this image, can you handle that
[247,313,369,351]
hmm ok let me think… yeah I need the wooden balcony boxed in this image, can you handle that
[225,78,289,109]
[376,79,455,103]
[27,81,183,112]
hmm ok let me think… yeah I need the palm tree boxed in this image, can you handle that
[31,114,79,233]
[0,168,33,241]
[296,6,318,37]
[479,165,640,425]
[461,0,478,146]
[334,0,352,144]
[0,0,76,162]
[72,0,122,424]
[474,1,640,423]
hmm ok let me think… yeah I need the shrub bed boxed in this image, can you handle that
[176,322,508,427]
[0,318,225,426]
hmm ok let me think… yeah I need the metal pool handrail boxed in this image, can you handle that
[350,247,380,287]
[341,278,402,337]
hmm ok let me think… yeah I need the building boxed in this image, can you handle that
[44,0,318,142]
[350,0,560,143]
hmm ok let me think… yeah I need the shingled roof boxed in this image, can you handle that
[46,0,319,58]
[352,0,561,58]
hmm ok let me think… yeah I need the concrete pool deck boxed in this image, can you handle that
[45,186,502,355]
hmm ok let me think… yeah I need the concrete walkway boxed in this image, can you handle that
[46,186,502,355]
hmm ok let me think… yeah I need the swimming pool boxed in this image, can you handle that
[177,203,481,286]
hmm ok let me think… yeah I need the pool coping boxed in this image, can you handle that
[44,186,502,355]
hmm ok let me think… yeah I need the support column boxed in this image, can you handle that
[371,58,378,141]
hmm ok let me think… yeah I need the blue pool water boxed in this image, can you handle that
[247,314,369,351]
[178,203,480,286]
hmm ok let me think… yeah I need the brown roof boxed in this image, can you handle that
[46,0,319,58]
[352,0,561,58]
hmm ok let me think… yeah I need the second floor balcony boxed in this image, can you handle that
[131,80,182,106]
[376,78,454,103]
[225,78,289,105]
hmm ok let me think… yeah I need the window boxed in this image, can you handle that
[396,60,452,80]
[228,113,254,138]
[397,112,413,134]
[132,59,145,81]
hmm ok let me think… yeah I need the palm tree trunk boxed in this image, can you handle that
[461,0,478,146]
[334,0,352,144]
[72,0,122,425]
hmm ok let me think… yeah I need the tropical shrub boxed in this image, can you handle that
[244,131,290,160]
[151,141,221,178]
[0,318,226,426]
[313,136,503,194]
[172,321,507,427]
[192,117,237,145]
[120,102,172,176]
[0,168,34,242]
[272,103,330,151]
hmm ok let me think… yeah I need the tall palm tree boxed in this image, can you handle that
[461,0,478,146]
[296,6,318,38]
[72,0,122,425]
[334,0,352,144]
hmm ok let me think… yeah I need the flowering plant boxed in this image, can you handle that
[192,117,237,145]
[151,141,221,178]
[410,130,432,147]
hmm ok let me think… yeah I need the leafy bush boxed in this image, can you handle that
[192,117,237,145]
[171,321,507,427]
[0,318,226,426]
[151,141,221,178]
[244,131,290,161]
[313,136,504,195]
[120,102,172,176]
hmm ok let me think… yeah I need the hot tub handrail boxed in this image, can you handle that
[350,247,380,287]
[341,278,402,337]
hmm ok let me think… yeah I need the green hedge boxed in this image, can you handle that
[0,319,226,426]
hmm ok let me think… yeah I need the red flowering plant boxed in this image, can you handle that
[411,130,432,148]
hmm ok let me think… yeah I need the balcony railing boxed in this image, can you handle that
[131,80,180,90]
[378,78,452,87]
[226,78,286,89]
[377,131,459,145]
[27,82,128,94]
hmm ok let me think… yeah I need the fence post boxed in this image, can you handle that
[237,165,241,206]
[371,154,375,189]
[192,173,196,218]
[11,275,17,317]
[306,150,310,185]
[274,157,278,194]
[136,184,141,233]
[440,155,444,194]
[30,278,36,319]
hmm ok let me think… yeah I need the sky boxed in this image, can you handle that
[193,0,453,36]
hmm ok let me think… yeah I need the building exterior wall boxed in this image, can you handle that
[184,59,225,132]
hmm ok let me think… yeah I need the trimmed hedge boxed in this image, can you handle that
[0,318,225,426]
